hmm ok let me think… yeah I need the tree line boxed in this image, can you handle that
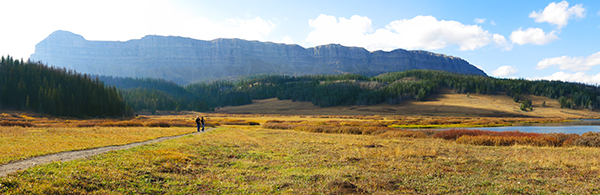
[0,56,133,118]
[102,69,600,113]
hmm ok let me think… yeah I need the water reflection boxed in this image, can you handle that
[457,126,600,135]
[444,119,600,134]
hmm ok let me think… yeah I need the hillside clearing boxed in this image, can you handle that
[217,89,600,118]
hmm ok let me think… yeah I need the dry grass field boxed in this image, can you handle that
[2,126,600,194]
[217,89,600,118]
[0,126,196,165]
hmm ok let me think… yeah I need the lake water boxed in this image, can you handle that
[441,120,600,135]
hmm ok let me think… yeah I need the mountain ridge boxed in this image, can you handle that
[31,30,486,85]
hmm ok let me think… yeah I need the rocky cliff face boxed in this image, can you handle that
[31,30,487,85]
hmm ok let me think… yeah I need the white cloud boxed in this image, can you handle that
[510,27,559,45]
[492,34,512,51]
[529,1,585,29]
[306,14,499,51]
[492,66,518,77]
[536,51,600,71]
[534,71,600,85]
[474,18,486,24]
[490,20,497,25]
[280,36,294,44]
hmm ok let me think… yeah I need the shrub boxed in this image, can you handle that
[266,120,285,123]
[574,136,600,147]
[146,121,171,127]
[457,135,559,147]
[378,130,427,138]
[362,127,392,135]
[582,132,600,137]
[432,129,541,140]
[246,121,261,126]
[544,133,580,147]
[76,122,98,127]
[0,120,34,127]
[219,119,259,126]
[574,132,600,147]
[99,121,144,127]
[205,121,221,127]
[169,122,194,127]
[262,122,299,130]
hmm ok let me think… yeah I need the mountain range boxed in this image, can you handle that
[30,30,486,85]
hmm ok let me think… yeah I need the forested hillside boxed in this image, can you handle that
[102,70,600,113]
[0,56,133,118]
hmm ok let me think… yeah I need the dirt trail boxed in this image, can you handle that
[0,128,212,177]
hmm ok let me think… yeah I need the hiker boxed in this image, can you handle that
[201,116,205,131]
[195,116,201,132]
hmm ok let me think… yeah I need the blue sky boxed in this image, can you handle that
[2,0,600,84]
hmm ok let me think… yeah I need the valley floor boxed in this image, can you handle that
[2,126,600,194]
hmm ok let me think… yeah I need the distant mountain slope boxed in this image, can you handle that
[31,30,487,85]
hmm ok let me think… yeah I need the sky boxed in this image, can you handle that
[2,0,600,84]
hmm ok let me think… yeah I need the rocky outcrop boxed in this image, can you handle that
[31,30,486,85]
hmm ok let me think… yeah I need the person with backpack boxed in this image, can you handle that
[201,116,205,131]
[195,116,201,132]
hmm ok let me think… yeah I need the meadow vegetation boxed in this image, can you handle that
[3,112,600,193]
[2,126,600,194]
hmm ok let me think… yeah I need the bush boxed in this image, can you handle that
[265,120,285,123]
[246,121,261,126]
[76,122,98,127]
[457,135,559,147]
[169,122,195,127]
[574,132,600,147]
[99,121,144,127]
[205,121,221,127]
[362,127,393,135]
[0,120,34,127]
[262,122,299,130]
[544,133,580,147]
[432,129,541,140]
[378,130,427,138]
[574,136,600,147]
[146,121,171,127]
[219,119,259,126]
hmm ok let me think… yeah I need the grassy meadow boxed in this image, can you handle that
[0,126,196,165]
[2,126,600,194]
[2,110,600,193]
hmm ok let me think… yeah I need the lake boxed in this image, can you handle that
[442,120,600,134]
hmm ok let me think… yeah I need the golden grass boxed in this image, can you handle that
[0,126,196,165]
[215,88,600,118]
[3,126,600,194]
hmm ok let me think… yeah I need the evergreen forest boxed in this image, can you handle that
[100,69,600,113]
[0,56,133,118]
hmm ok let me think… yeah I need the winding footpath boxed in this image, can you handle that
[0,128,212,177]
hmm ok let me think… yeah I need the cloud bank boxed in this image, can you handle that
[306,14,507,51]
[510,28,559,45]
[492,66,518,77]
[535,72,600,85]
[529,1,585,29]
[536,51,600,71]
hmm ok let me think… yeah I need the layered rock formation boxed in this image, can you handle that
[31,30,486,85]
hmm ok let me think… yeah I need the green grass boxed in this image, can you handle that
[2,127,600,194]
